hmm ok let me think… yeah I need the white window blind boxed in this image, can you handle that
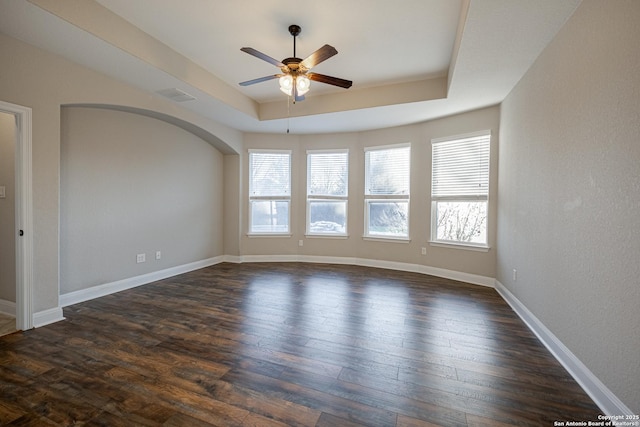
[364,144,410,239]
[307,151,348,197]
[249,150,291,234]
[430,132,490,247]
[365,145,410,195]
[307,150,348,236]
[432,134,490,199]
[249,151,291,197]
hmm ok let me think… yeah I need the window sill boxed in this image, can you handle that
[247,233,292,238]
[305,234,349,239]
[363,236,411,243]
[429,241,490,252]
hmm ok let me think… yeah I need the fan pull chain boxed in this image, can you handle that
[286,95,291,134]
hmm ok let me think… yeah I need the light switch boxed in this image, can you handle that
[0,186,5,198]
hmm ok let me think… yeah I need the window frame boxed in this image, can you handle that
[306,149,349,237]
[429,131,490,250]
[363,143,411,240]
[248,149,292,236]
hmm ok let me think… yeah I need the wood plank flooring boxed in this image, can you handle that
[0,262,601,426]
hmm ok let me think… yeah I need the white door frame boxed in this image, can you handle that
[0,100,33,330]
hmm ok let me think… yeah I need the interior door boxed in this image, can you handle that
[0,111,16,335]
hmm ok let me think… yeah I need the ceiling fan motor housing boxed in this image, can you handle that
[282,57,304,74]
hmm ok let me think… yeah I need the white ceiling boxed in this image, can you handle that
[0,0,582,134]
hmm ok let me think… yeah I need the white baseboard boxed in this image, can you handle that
[0,299,16,317]
[60,256,224,307]
[235,254,495,288]
[222,255,242,263]
[59,255,495,307]
[494,280,633,417]
[33,306,65,328]
[357,257,495,287]
[59,254,493,310]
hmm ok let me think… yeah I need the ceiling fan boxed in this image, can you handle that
[239,24,352,102]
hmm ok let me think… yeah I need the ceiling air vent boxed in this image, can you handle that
[156,88,196,102]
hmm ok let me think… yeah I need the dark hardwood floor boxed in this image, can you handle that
[1,262,600,426]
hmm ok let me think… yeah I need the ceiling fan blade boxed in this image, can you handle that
[240,47,284,67]
[308,73,353,89]
[239,75,281,86]
[300,44,338,69]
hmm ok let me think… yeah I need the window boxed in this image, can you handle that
[249,150,291,234]
[364,144,410,239]
[431,131,490,247]
[307,150,349,236]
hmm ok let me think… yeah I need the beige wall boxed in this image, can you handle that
[0,33,241,313]
[223,154,241,257]
[498,0,640,412]
[0,112,16,304]
[3,1,635,412]
[241,106,500,279]
[60,107,224,294]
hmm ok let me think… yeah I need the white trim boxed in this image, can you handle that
[32,307,65,328]
[429,241,490,252]
[305,234,349,239]
[248,196,291,201]
[0,100,34,331]
[297,256,357,266]
[362,236,411,243]
[494,280,633,417]
[231,255,494,288]
[364,195,410,200]
[59,256,224,307]
[60,255,489,308]
[238,255,356,265]
[238,254,300,263]
[0,299,16,317]
[247,233,292,238]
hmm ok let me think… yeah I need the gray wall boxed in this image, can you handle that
[0,112,15,304]
[60,107,224,294]
[497,0,640,412]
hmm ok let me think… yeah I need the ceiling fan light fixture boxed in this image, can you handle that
[279,74,310,97]
[279,75,293,95]
[296,75,310,95]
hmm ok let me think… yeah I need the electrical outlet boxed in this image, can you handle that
[136,253,146,263]
[513,269,517,281]
[421,247,427,255]
[155,251,161,260]
[298,240,303,247]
